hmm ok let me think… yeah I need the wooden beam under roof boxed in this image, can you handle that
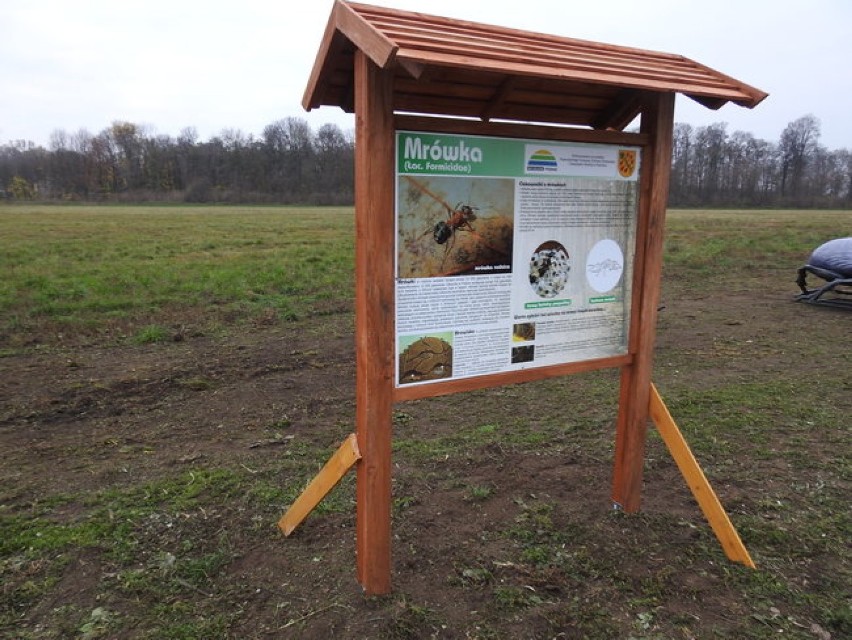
[592,89,644,131]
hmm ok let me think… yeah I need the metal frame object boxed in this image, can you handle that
[795,238,852,309]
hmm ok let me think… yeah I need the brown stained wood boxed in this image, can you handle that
[393,96,487,120]
[481,76,516,121]
[335,0,398,69]
[648,385,756,568]
[354,50,396,595]
[392,90,617,125]
[373,17,742,90]
[360,5,701,71]
[592,89,643,131]
[494,104,599,127]
[341,81,356,115]
[397,57,425,79]
[304,1,768,123]
[393,76,496,101]
[688,57,770,107]
[303,24,349,111]
[394,95,599,126]
[392,77,615,112]
[301,0,767,596]
[505,90,612,112]
[393,50,754,102]
[306,42,357,113]
[611,91,675,513]
[278,434,361,537]
[394,355,632,403]
[398,67,624,100]
[394,115,649,146]
[393,76,615,116]
[387,31,736,89]
[688,95,729,110]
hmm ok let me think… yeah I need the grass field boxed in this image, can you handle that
[0,204,850,639]
[0,205,354,350]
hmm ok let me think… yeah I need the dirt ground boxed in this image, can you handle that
[1,284,849,639]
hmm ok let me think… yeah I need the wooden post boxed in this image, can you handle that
[353,50,395,595]
[611,91,675,512]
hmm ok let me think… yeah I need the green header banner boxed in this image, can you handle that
[397,131,522,177]
[396,131,641,181]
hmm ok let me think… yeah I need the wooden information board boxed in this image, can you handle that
[285,0,766,594]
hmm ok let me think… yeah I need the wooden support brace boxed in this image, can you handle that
[278,433,361,537]
[648,384,756,568]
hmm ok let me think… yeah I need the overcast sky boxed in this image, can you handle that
[2,0,850,149]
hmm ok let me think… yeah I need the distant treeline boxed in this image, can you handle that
[1,114,850,208]
[669,115,850,208]
[0,118,353,205]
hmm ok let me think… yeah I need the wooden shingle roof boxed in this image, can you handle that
[304,0,767,130]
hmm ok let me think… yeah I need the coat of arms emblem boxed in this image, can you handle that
[618,150,637,178]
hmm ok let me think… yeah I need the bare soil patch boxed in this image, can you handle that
[2,284,849,639]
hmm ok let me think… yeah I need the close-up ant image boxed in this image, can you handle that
[397,175,514,278]
[529,240,571,298]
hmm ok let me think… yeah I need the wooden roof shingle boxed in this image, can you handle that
[304,0,767,129]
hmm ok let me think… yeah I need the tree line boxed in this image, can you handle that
[670,115,851,208]
[0,118,353,205]
[1,114,850,208]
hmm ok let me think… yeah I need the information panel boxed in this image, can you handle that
[395,131,640,388]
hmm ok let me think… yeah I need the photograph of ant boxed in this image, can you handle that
[432,201,478,247]
[397,175,514,278]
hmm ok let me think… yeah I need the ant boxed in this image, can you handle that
[401,176,505,275]
[433,202,478,244]
[429,201,478,268]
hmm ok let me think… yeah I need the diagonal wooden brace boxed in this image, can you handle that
[279,433,361,537]
[649,384,755,568]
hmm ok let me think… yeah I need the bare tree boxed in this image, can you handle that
[779,114,821,201]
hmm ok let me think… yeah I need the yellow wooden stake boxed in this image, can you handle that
[279,433,361,537]
[649,384,756,568]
